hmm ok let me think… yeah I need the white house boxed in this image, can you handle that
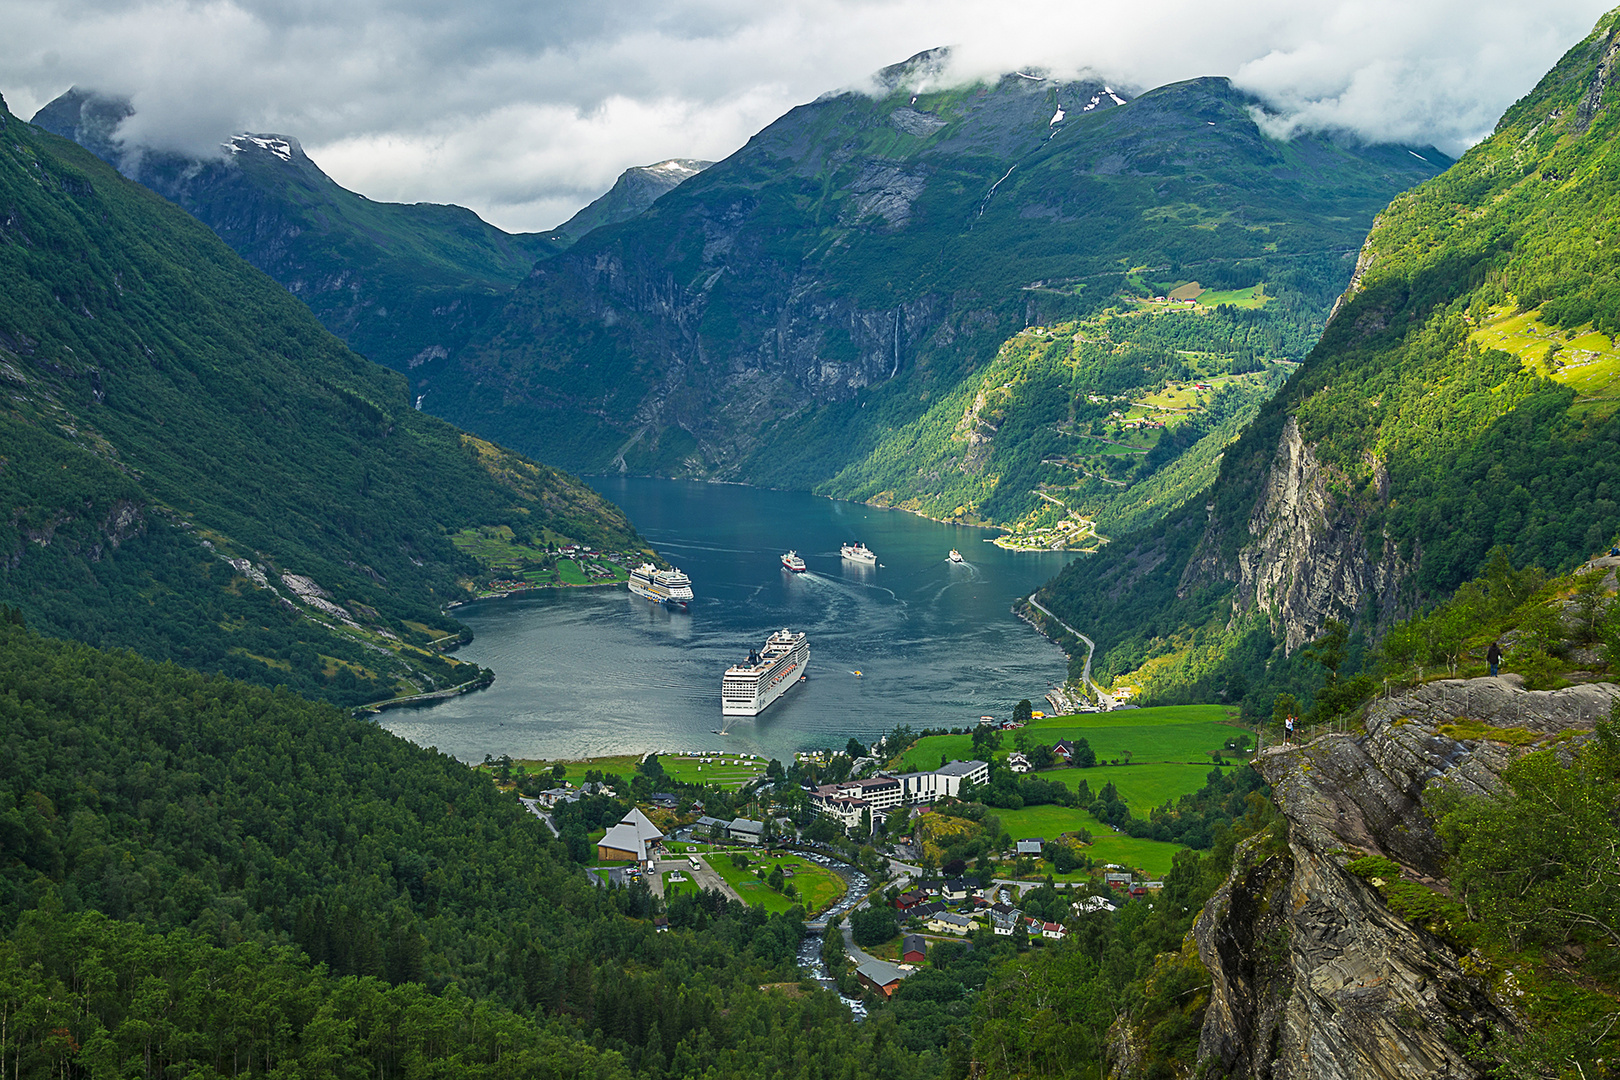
[927,912,975,935]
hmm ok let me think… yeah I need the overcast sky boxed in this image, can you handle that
[1,0,1611,233]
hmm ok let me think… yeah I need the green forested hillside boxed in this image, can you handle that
[1037,6,1620,710]
[423,65,1445,501]
[32,89,561,373]
[0,95,650,705]
[0,622,899,1079]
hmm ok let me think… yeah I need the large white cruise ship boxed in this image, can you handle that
[840,541,877,564]
[722,629,809,716]
[628,563,694,607]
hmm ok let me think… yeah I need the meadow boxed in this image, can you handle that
[1470,306,1620,410]
[991,804,1184,878]
[514,751,769,791]
[898,705,1242,775]
[708,851,847,915]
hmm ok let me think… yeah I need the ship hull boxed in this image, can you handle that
[722,633,810,716]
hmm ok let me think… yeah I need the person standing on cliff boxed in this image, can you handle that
[1284,714,1295,744]
[1487,640,1502,677]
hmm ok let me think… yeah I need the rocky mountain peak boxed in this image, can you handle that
[30,87,135,166]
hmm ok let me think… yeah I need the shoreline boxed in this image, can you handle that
[595,472,1106,552]
[447,578,625,609]
[354,670,495,716]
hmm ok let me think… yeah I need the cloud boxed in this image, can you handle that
[0,0,1610,231]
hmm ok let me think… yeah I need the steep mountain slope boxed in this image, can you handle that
[421,54,1446,491]
[554,157,713,242]
[0,93,650,706]
[32,88,561,372]
[1038,7,1620,706]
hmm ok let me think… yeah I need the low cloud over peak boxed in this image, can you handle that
[2,0,1608,232]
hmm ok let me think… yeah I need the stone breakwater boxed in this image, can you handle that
[1183,676,1620,1080]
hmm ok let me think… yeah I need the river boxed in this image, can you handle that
[380,477,1076,763]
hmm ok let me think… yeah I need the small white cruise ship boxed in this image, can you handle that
[949,549,964,563]
[722,629,809,715]
[628,563,694,607]
[840,541,877,564]
[781,550,807,573]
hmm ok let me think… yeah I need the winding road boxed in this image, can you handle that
[1027,592,1108,703]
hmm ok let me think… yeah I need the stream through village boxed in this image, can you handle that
[793,852,872,1019]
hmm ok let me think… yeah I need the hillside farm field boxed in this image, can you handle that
[513,752,768,790]
[992,803,1184,878]
[897,705,1242,773]
[1045,761,1237,812]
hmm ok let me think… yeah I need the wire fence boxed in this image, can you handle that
[1253,710,1363,754]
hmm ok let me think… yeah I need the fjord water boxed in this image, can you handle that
[381,478,1076,763]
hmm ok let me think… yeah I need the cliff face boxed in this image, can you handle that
[1192,677,1620,1078]
[1178,417,1413,653]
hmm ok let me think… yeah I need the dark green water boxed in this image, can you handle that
[381,478,1078,762]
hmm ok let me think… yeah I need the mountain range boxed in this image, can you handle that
[37,62,1449,543]
[420,56,1448,522]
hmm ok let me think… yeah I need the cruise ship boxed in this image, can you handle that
[722,629,809,716]
[628,563,694,607]
[781,550,807,573]
[949,549,964,563]
[840,541,877,564]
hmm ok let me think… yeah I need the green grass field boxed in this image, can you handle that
[511,751,768,791]
[897,705,1243,773]
[1471,305,1620,407]
[555,559,591,585]
[989,804,1184,877]
[708,852,846,915]
[1195,283,1267,309]
[1042,761,1235,811]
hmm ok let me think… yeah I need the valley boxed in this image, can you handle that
[8,5,1620,1078]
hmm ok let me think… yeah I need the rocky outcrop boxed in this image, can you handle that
[1193,677,1620,1078]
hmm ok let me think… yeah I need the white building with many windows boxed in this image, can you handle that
[897,759,989,804]
[808,760,989,830]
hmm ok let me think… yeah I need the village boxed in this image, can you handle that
[494,699,1249,1002]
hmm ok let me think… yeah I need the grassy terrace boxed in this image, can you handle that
[1471,306,1620,413]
